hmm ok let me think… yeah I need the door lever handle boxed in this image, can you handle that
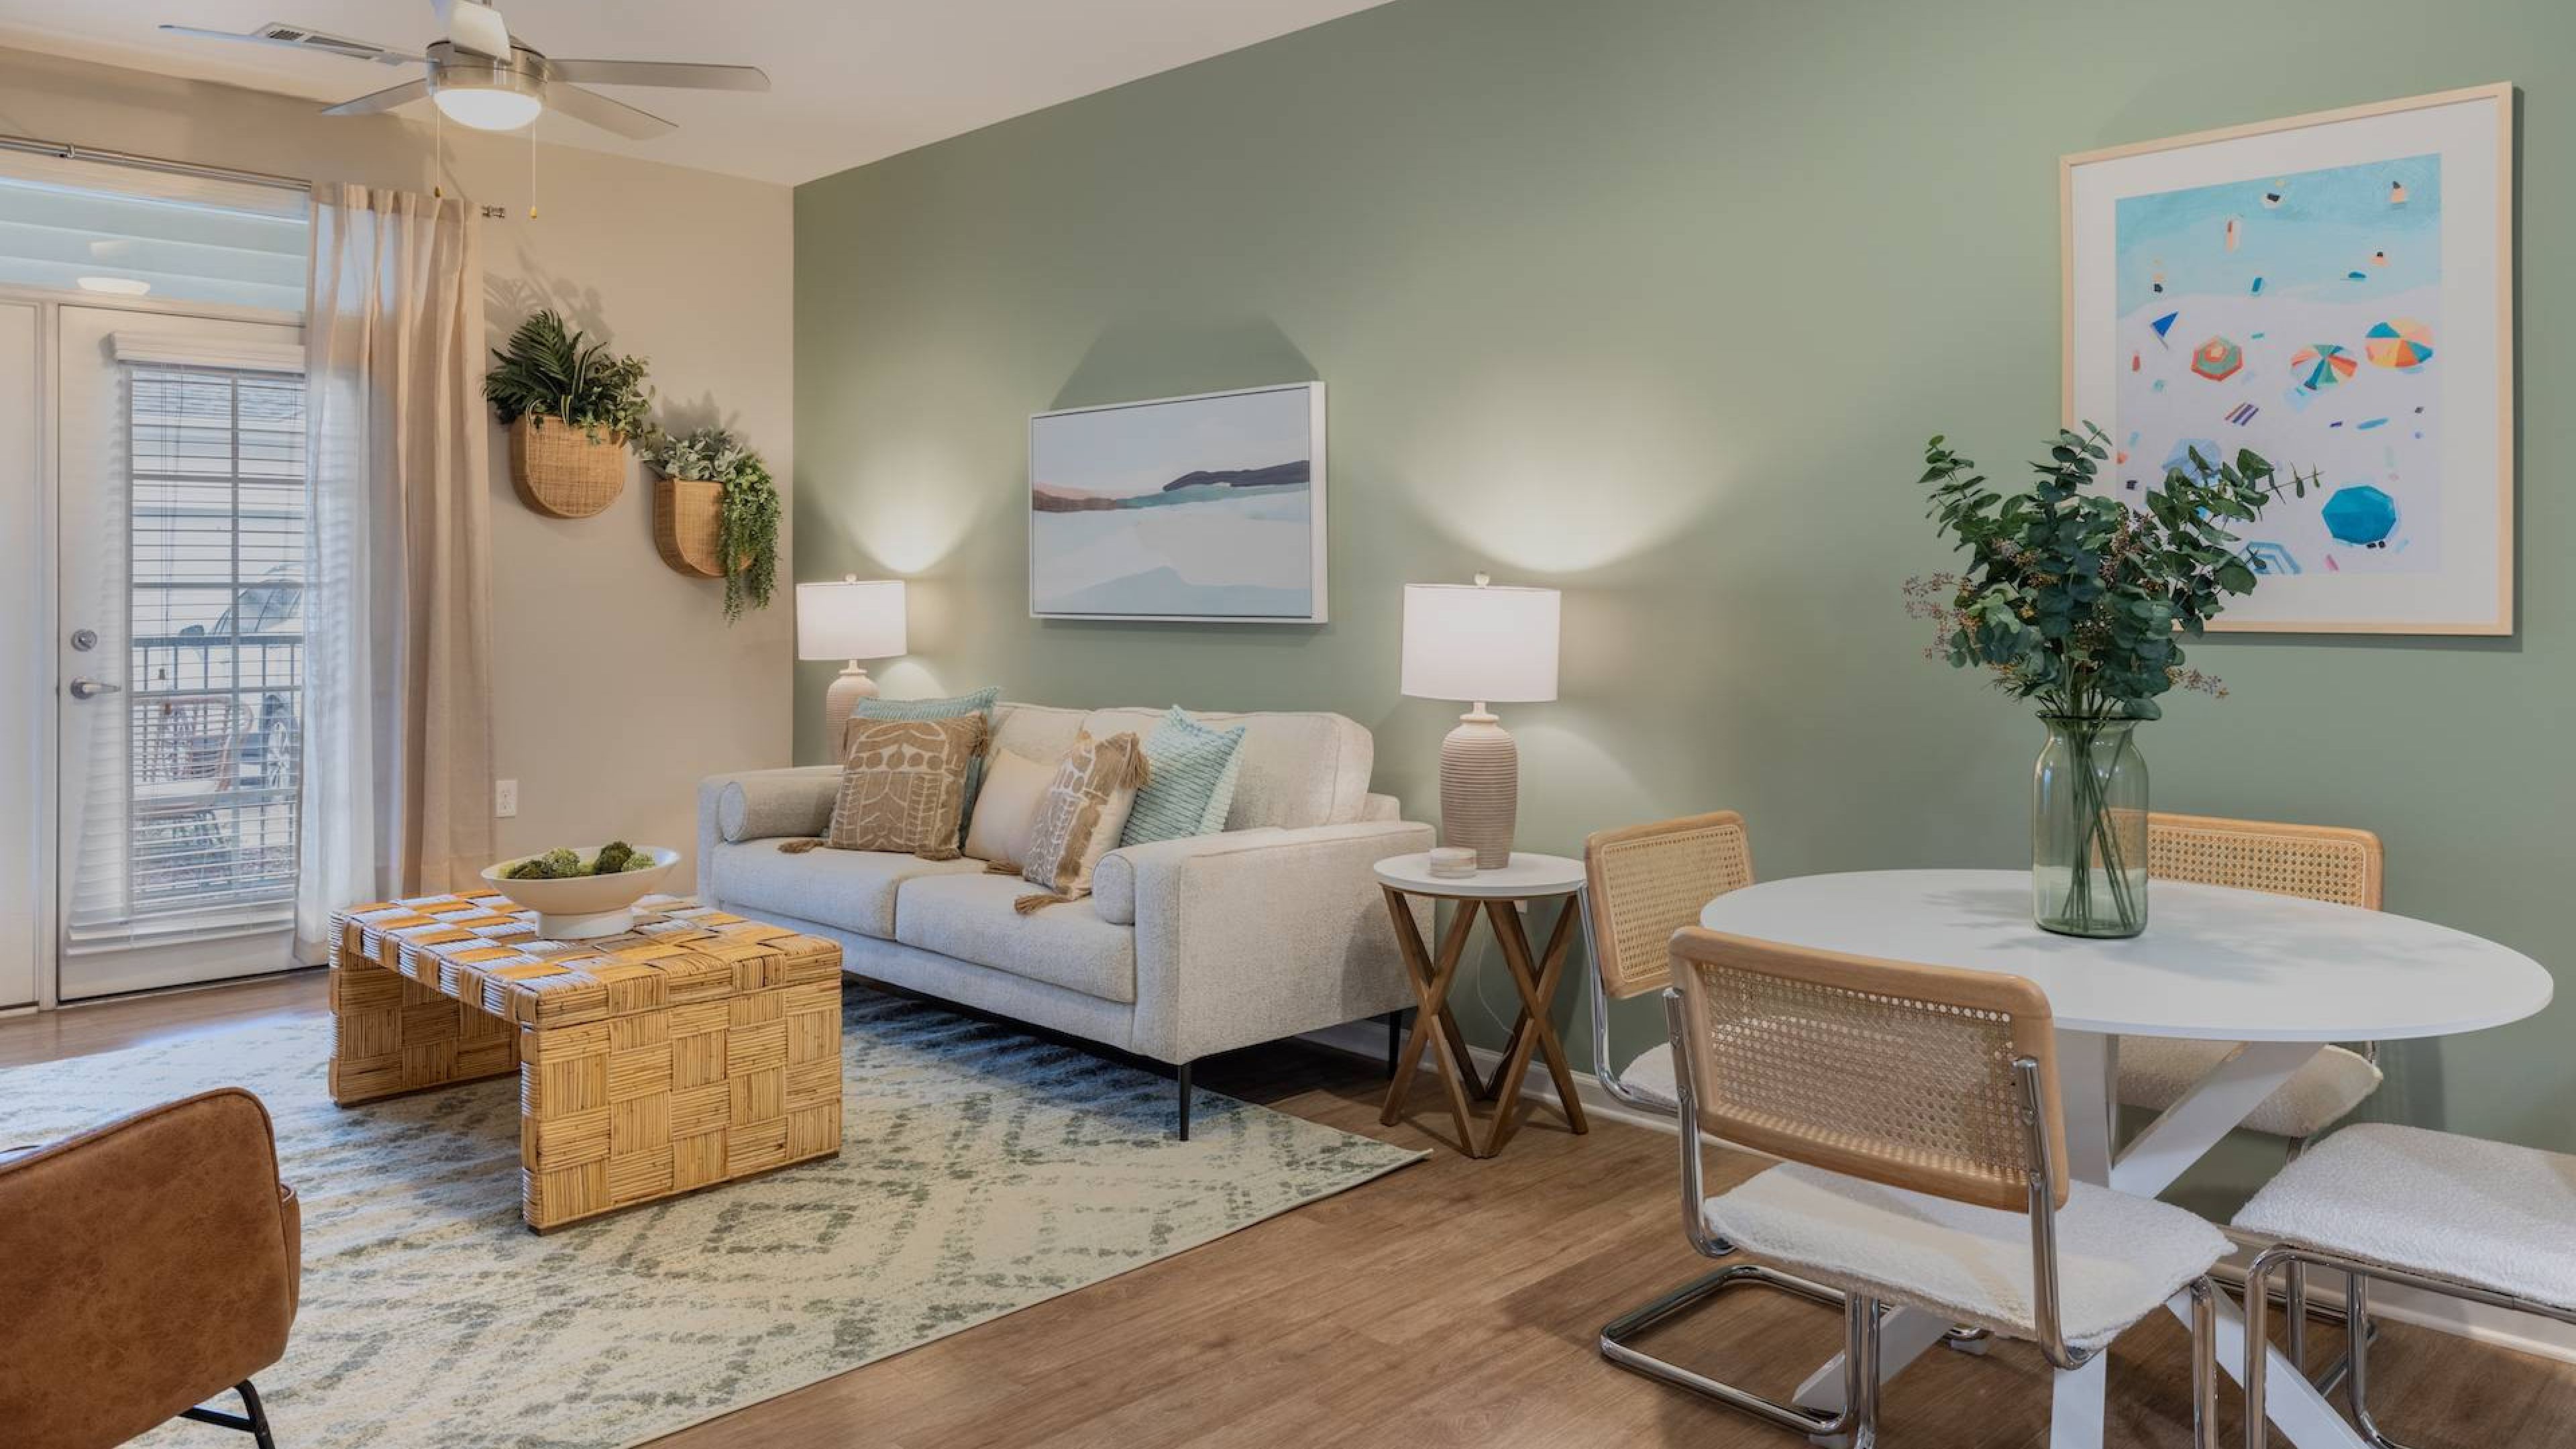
[67,677,123,700]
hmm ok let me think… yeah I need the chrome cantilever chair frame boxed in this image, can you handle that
[1585,893,1997,1379]
[2243,1245,2576,1449]
[1601,991,2218,1449]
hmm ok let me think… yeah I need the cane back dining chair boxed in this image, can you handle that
[2125,813,2387,1149]
[2131,812,2387,1381]
[1580,810,1758,1116]
[2237,1123,2576,1449]
[1633,928,2229,1448]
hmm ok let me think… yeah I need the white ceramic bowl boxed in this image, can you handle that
[480,845,678,939]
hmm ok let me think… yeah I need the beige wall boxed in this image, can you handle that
[0,46,794,879]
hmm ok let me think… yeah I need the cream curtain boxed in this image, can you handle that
[297,182,494,957]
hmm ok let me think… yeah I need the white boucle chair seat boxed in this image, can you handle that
[2118,1038,2382,1138]
[2231,1122,2576,1309]
[1617,1042,1680,1112]
[1706,1163,2230,1353]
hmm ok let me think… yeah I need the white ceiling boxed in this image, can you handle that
[0,0,1395,184]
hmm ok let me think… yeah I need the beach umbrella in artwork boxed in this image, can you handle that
[2291,343,2358,390]
[2190,336,2243,380]
[2365,318,2435,370]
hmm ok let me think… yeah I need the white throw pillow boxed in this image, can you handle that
[963,749,1055,867]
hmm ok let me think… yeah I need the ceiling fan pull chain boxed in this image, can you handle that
[527,120,538,220]
[431,98,444,198]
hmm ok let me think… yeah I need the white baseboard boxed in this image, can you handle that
[1296,1021,2576,1368]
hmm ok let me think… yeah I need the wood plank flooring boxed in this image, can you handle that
[9,975,2575,1448]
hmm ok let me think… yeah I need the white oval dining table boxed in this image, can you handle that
[1697,869,2555,1449]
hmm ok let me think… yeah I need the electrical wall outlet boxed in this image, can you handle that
[494,778,519,818]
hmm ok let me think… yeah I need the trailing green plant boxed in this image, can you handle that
[639,425,782,622]
[484,309,652,442]
[1904,421,2314,722]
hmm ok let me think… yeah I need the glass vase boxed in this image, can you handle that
[2032,714,2148,938]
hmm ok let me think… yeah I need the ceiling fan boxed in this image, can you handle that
[158,0,769,138]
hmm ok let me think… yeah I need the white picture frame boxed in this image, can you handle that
[2063,84,2514,635]
[1028,381,1328,623]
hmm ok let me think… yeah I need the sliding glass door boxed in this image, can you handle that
[55,307,308,999]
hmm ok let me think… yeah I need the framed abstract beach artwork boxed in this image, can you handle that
[2063,84,2514,634]
[1028,382,1328,623]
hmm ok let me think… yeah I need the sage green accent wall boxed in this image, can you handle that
[797,0,2567,1204]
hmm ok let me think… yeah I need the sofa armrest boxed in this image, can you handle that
[1112,818,1434,1063]
[1358,792,1403,823]
[696,767,839,898]
[1091,828,1284,925]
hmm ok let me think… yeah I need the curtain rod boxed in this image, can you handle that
[0,133,311,194]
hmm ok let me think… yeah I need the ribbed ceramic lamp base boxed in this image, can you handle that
[822,665,879,753]
[1439,712,1518,870]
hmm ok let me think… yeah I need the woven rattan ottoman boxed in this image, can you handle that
[327,890,843,1232]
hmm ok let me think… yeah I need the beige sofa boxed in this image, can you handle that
[696,703,1432,1136]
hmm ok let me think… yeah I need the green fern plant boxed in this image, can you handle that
[484,309,651,442]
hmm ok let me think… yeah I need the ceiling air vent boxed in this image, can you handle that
[252,23,413,64]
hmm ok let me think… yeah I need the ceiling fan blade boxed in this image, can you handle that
[545,59,770,92]
[158,23,419,64]
[321,80,432,116]
[541,83,676,139]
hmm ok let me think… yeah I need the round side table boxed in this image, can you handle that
[1373,851,1591,1159]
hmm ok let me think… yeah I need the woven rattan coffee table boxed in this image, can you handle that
[327,890,844,1232]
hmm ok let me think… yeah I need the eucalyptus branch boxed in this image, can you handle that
[1910,421,2312,721]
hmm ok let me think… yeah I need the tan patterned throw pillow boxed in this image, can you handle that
[1002,730,1150,914]
[790,713,989,860]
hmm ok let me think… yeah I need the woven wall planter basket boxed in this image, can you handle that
[510,415,628,518]
[652,476,729,578]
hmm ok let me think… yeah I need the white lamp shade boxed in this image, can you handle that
[1400,582,1559,704]
[796,578,908,661]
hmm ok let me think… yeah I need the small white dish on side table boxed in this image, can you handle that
[480,845,678,939]
[1373,850,1587,900]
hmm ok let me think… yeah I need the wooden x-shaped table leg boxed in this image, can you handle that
[1478,895,1589,1156]
[1377,885,1588,1158]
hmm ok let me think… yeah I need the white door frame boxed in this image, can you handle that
[0,282,303,1012]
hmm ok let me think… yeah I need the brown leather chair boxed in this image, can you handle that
[0,1087,301,1448]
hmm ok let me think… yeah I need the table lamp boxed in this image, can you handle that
[797,576,908,745]
[1400,575,1560,869]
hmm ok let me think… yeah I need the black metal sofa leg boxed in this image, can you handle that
[176,1379,276,1448]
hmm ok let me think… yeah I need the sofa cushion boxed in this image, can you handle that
[1079,707,1372,829]
[1122,707,1247,846]
[824,713,988,856]
[854,686,1002,839]
[709,841,984,940]
[894,873,1138,1003]
[962,749,1054,867]
[991,702,1086,765]
[1019,730,1150,907]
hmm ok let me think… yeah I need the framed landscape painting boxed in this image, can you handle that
[1029,382,1328,623]
[2063,84,2514,634]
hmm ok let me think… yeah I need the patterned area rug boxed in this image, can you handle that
[0,990,1422,1448]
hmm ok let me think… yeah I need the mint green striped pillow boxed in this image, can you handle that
[854,686,1002,839]
[1122,706,1248,847]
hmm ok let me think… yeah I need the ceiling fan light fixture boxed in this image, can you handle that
[431,81,543,131]
[427,48,547,131]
